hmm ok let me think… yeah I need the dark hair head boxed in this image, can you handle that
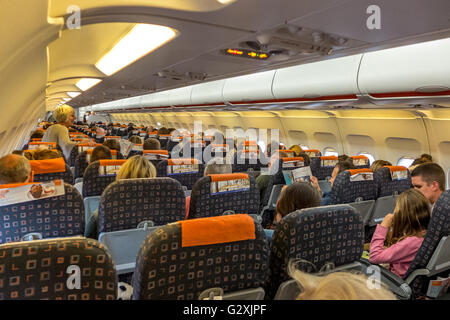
[143,138,161,151]
[336,159,356,173]
[128,135,142,144]
[338,154,350,162]
[411,162,445,191]
[276,182,321,218]
[91,145,112,163]
[298,151,311,166]
[103,139,121,152]
[370,160,392,172]
[420,154,433,162]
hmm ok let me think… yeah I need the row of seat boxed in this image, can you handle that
[1,189,449,300]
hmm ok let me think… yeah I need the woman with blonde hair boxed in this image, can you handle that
[42,105,93,159]
[288,262,397,300]
[370,189,430,278]
[370,159,392,172]
[85,155,156,239]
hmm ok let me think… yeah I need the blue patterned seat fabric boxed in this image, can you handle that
[0,183,85,244]
[132,215,270,300]
[267,204,364,298]
[189,174,260,219]
[0,237,117,300]
[156,160,204,190]
[82,161,117,197]
[68,147,79,167]
[98,178,186,234]
[404,190,450,298]
[331,170,377,204]
[374,166,412,198]
[310,157,335,180]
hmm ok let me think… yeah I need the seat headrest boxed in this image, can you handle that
[98,159,126,166]
[282,157,304,162]
[143,150,169,155]
[347,168,373,176]
[167,158,199,165]
[384,165,408,172]
[178,214,256,247]
[209,173,249,182]
[29,158,66,174]
[320,156,338,160]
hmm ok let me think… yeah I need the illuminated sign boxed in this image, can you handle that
[223,48,271,60]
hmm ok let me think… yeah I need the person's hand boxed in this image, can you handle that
[310,176,321,192]
[381,213,394,228]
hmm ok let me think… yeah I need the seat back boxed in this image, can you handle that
[369,195,397,226]
[0,182,84,244]
[0,237,117,300]
[351,155,370,168]
[74,149,119,179]
[310,156,338,180]
[158,134,171,149]
[404,190,450,297]
[189,173,260,219]
[331,169,377,204]
[267,204,364,298]
[29,158,74,185]
[374,166,411,198]
[156,158,203,190]
[82,160,127,197]
[98,178,186,234]
[132,214,269,300]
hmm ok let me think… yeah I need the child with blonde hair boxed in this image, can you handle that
[369,189,430,278]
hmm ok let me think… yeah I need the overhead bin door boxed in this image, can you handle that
[190,80,225,105]
[222,70,276,103]
[272,54,362,101]
[358,37,450,98]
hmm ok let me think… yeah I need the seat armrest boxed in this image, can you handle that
[359,259,412,300]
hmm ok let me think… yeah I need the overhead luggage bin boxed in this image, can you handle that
[272,54,362,102]
[190,80,225,106]
[358,37,450,100]
[168,86,193,106]
[222,70,276,103]
[149,90,170,107]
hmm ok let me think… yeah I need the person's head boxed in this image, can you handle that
[103,139,121,152]
[330,159,356,188]
[128,135,142,144]
[53,105,75,127]
[411,157,428,166]
[275,181,321,222]
[0,154,31,184]
[298,151,311,166]
[386,189,430,246]
[411,163,445,204]
[143,138,161,151]
[420,154,433,162]
[204,157,232,176]
[266,141,280,157]
[212,132,225,144]
[268,151,289,174]
[338,154,350,163]
[30,130,44,140]
[370,160,392,172]
[32,149,62,160]
[11,150,24,156]
[116,155,156,180]
[90,145,112,163]
[288,266,396,300]
[289,145,303,157]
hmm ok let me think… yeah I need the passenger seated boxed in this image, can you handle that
[128,135,142,144]
[90,145,112,163]
[411,163,445,210]
[288,265,396,300]
[85,155,156,239]
[369,189,430,278]
[0,154,31,184]
[30,130,44,140]
[370,159,392,172]
[264,181,321,242]
[143,138,161,150]
[103,139,121,153]
[311,159,356,206]
[289,145,303,157]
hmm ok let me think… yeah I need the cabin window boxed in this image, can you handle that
[300,144,309,150]
[323,147,338,157]
[397,156,415,168]
[358,152,375,165]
